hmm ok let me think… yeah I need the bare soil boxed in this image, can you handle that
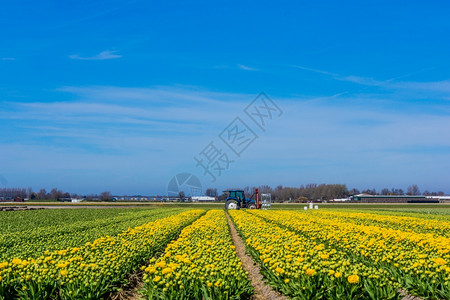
[400,289,422,300]
[108,270,144,300]
[226,212,289,300]
[0,206,44,211]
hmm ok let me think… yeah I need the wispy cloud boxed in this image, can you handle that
[1,57,16,61]
[336,75,381,86]
[1,86,252,137]
[208,64,259,71]
[291,64,450,97]
[2,85,450,193]
[291,64,338,76]
[56,85,248,105]
[390,80,450,93]
[237,64,258,71]
[69,50,122,60]
[338,75,450,94]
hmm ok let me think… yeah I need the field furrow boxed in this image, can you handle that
[243,210,450,299]
[141,209,252,299]
[1,206,448,299]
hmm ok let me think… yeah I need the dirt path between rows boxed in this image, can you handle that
[226,212,289,300]
[112,212,420,300]
[400,290,422,300]
[109,270,144,300]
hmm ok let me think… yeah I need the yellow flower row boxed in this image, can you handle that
[229,210,399,299]
[247,210,450,299]
[312,210,450,237]
[0,209,205,299]
[142,210,252,299]
[0,208,185,261]
[251,210,449,272]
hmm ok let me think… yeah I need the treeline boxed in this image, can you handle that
[0,187,77,200]
[0,184,446,202]
[0,187,114,201]
[247,184,349,202]
[0,188,30,199]
[215,184,445,202]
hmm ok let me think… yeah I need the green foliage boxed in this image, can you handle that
[0,210,205,299]
[0,208,186,260]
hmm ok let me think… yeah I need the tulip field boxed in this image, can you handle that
[0,206,449,299]
[230,209,450,300]
[0,208,203,299]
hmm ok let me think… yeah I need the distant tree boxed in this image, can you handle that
[437,191,444,196]
[243,186,251,198]
[258,185,272,193]
[349,188,360,195]
[50,188,63,200]
[205,188,217,197]
[306,183,317,189]
[0,188,26,198]
[406,184,420,195]
[381,188,404,195]
[324,184,348,199]
[380,188,390,195]
[296,196,308,203]
[303,183,315,199]
[423,190,430,196]
[217,192,228,201]
[270,183,349,201]
[390,188,399,195]
[38,189,47,200]
[361,189,376,195]
[100,191,112,201]
[178,191,185,200]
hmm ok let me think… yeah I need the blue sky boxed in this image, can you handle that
[1,0,450,195]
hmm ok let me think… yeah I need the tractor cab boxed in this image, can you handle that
[224,189,257,210]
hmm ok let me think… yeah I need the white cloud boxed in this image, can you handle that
[1,86,254,140]
[69,50,122,60]
[3,85,450,193]
[237,64,258,71]
[56,85,249,105]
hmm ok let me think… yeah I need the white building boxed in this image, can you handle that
[191,196,216,202]
[71,198,84,203]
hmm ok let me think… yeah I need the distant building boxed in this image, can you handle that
[351,194,436,203]
[332,197,351,202]
[191,196,216,202]
[426,196,450,203]
[112,196,177,202]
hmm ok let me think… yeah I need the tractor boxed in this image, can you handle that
[224,189,260,210]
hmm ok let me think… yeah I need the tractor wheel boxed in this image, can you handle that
[225,200,239,210]
[247,204,257,209]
